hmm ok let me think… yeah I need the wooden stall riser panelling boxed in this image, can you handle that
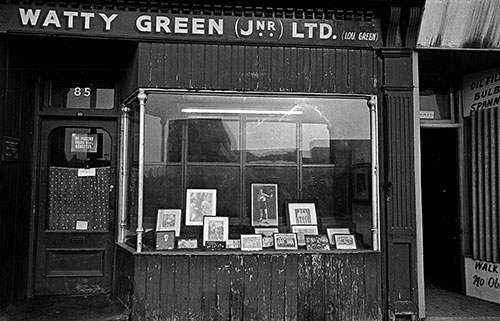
[136,43,381,94]
[125,252,381,321]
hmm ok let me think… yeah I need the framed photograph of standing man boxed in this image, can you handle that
[251,183,278,226]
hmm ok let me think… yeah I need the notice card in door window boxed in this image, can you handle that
[71,133,98,153]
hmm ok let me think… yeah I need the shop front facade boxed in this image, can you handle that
[0,0,425,320]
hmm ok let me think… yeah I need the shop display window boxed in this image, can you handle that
[120,91,379,252]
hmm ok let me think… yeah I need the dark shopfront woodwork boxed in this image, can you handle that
[115,246,382,321]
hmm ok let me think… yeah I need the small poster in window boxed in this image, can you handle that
[305,235,331,251]
[156,231,175,250]
[186,189,217,226]
[286,200,318,226]
[334,234,357,250]
[274,233,298,250]
[156,209,181,236]
[203,216,228,246]
[251,184,278,227]
[177,239,198,249]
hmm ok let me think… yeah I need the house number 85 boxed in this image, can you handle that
[74,87,91,97]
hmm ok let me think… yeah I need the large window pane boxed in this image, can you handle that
[188,119,239,162]
[246,120,297,164]
[187,166,240,218]
[124,92,378,250]
[143,165,183,230]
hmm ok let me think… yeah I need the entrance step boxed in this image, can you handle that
[0,293,130,321]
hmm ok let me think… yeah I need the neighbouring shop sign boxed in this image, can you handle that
[464,257,500,304]
[463,67,500,117]
[0,5,382,47]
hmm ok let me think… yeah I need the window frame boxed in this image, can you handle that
[118,89,380,252]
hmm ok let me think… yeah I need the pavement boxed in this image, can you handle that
[0,294,130,321]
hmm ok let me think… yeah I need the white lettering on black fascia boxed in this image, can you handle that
[291,22,337,40]
[136,15,223,36]
[18,8,118,30]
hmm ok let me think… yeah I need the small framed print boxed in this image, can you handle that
[156,209,181,236]
[240,234,263,251]
[334,234,357,250]
[226,239,241,249]
[326,228,350,245]
[262,236,274,248]
[186,189,217,226]
[203,216,228,246]
[254,227,279,237]
[177,239,198,249]
[251,184,278,227]
[274,233,298,250]
[286,200,318,226]
[156,231,175,250]
[291,225,319,246]
[205,241,226,250]
[305,235,331,251]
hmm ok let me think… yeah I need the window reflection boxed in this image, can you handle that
[188,119,239,162]
[246,120,296,163]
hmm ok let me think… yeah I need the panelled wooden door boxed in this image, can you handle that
[34,119,117,295]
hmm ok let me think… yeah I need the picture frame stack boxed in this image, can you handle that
[286,200,319,246]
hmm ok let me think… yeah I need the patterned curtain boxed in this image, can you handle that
[48,166,110,231]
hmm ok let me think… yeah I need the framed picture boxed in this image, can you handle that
[274,233,298,250]
[156,231,175,250]
[202,216,228,246]
[334,234,357,250]
[291,225,319,246]
[262,236,274,248]
[305,234,331,251]
[240,234,263,251]
[326,228,350,245]
[156,209,181,236]
[254,227,279,237]
[286,200,318,226]
[353,163,370,202]
[186,189,217,226]
[205,241,226,250]
[251,183,278,226]
[226,239,241,249]
[177,239,198,249]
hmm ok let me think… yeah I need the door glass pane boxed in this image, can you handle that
[47,127,112,231]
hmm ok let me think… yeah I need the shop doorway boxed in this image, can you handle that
[34,119,117,295]
[421,128,462,293]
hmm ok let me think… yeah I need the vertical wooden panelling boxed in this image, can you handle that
[0,37,36,310]
[136,43,380,95]
[128,252,382,321]
[114,246,135,308]
[382,50,418,319]
[471,108,500,263]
